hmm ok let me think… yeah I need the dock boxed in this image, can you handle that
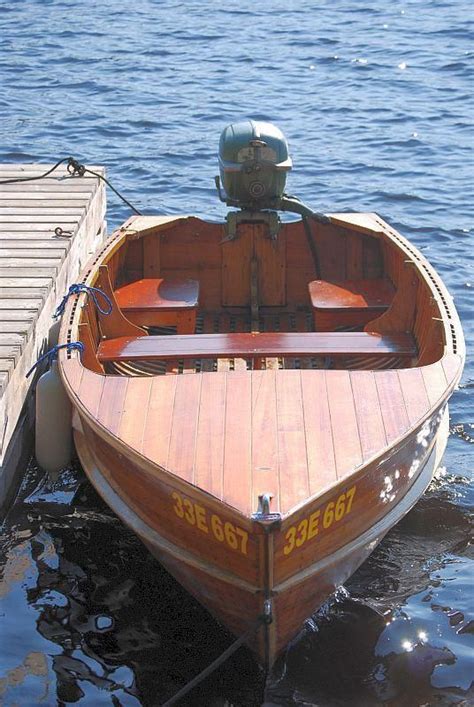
[0,163,106,510]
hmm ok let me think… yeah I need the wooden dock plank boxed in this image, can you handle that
[0,163,106,505]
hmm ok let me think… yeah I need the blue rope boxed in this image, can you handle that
[53,283,113,319]
[26,342,84,378]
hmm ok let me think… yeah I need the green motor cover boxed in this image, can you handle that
[218,120,292,208]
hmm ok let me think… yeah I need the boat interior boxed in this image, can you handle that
[75,215,447,377]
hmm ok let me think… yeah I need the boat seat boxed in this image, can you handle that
[114,278,200,334]
[97,331,417,364]
[308,278,395,331]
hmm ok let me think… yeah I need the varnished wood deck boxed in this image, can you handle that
[63,354,461,517]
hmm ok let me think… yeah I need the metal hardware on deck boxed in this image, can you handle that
[222,209,281,241]
[252,493,281,527]
[258,493,271,514]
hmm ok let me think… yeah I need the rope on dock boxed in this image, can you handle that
[0,156,143,215]
[161,614,266,706]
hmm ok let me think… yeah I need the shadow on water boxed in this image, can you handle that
[1,455,472,706]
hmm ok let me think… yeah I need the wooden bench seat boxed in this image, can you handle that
[308,278,395,331]
[114,278,200,333]
[97,331,417,364]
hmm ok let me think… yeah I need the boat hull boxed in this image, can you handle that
[73,403,449,668]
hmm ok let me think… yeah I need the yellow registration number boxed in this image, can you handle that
[283,485,356,556]
[171,491,249,555]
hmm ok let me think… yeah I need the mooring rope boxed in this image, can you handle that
[0,156,142,215]
[53,283,113,319]
[161,614,266,706]
[26,342,84,378]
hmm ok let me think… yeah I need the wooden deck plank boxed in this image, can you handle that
[0,194,91,202]
[0,200,90,208]
[0,310,36,322]
[0,299,43,310]
[142,376,177,469]
[0,267,58,278]
[398,368,431,426]
[351,370,387,460]
[78,370,105,418]
[194,372,226,499]
[97,377,129,437]
[223,371,252,515]
[251,370,280,511]
[0,182,96,192]
[301,370,338,495]
[0,214,83,223]
[0,207,85,215]
[326,370,363,478]
[0,288,49,300]
[119,377,153,451]
[0,258,64,267]
[421,361,448,407]
[167,374,202,483]
[375,369,410,443]
[276,370,309,511]
[442,354,462,386]
[0,223,79,232]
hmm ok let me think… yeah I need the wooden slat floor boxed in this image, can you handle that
[0,165,103,392]
[0,164,105,479]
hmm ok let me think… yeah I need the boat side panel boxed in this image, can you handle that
[273,403,445,584]
[270,409,449,656]
[81,420,261,585]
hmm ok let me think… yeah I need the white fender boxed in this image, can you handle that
[35,359,72,478]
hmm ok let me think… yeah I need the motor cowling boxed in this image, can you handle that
[218,120,292,209]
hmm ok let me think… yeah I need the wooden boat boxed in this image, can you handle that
[57,124,464,669]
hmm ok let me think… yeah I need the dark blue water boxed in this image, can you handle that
[0,1,472,704]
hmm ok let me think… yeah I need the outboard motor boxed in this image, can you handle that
[217,120,292,210]
[215,119,329,228]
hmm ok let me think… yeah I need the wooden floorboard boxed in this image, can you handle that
[194,372,226,499]
[326,370,363,478]
[301,370,338,495]
[167,374,202,483]
[223,371,252,515]
[375,369,410,443]
[351,370,387,460]
[142,376,177,469]
[251,370,280,511]
[276,371,309,511]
